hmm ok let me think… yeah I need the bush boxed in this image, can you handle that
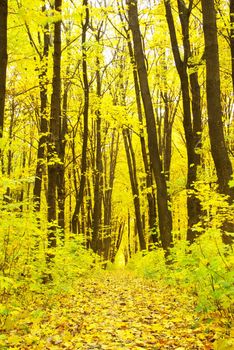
[127,229,234,314]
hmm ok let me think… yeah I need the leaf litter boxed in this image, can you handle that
[0,271,233,349]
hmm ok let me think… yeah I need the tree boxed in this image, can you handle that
[47,0,62,256]
[91,25,104,254]
[201,0,234,239]
[123,127,146,250]
[71,0,90,234]
[164,0,202,243]
[102,129,120,261]
[124,23,157,244]
[32,2,50,214]
[0,0,8,138]
[127,0,173,253]
[230,0,234,92]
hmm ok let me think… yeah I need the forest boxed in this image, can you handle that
[0,0,234,349]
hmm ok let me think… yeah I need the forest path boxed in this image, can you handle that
[2,271,227,349]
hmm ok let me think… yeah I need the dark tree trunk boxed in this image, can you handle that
[160,90,178,182]
[118,4,157,244]
[0,0,8,138]
[165,0,202,243]
[118,57,146,250]
[57,84,68,237]
[110,221,125,263]
[127,210,131,259]
[123,129,146,250]
[189,71,202,164]
[126,32,157,243]
[19,150,26,212]
[162,93,172,180]
[72,0,89,234]
[201,0,234,241]
[127,0,172,253]
[230,0,234,92]
[202,0,233,197]
[47,0,62,252]
[91,112,103,253]
[4,100,14,202]
[92,42,103,253]
[85,176,93,245]
[103,130,119,262]
[33,10,50,213]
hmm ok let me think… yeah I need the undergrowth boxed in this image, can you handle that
[127,229,234,317]
[0,199,102,330]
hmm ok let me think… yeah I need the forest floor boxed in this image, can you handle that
[0,270,233,349]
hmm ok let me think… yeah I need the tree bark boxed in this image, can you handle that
[0,0,8,138]
[230,0,234,92]
[123,128,146,250]
[56,81,68,236]
[164,0,202,243]
[160,90,178,182]
[92,33,103,253]
[125,31,157,243]
[118,4,158,244]
[33,5,50,213]
[202,0,234,244]
[4,99,14,202]
[127,0,172,253]
[103,129,119,262]
[47,0,62,252]
[201,0,234,199]
[72,0,89,234]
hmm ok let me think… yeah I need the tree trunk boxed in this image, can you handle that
[57,83,68,237]
[47,0,62,253]
[202,0,234,198]
[0,0,8,138]
[125,32,157,243]
[4,100,14,202]
[127,0,172,253]
[72,0,89,234]
[164,0,202,243]
[123,128,146,250]
[33,10,50,213]
[230,0,234,92]
[92,43,103,253]
[201,0,234,241]
[118,4,158,244]
[160,90,178,181]
[103,129,119,262]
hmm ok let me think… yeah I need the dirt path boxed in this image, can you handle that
[1,271,225,349]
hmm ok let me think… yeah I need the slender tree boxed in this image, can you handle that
[71,0,90,234]
[126,30,157,243]
[201,0,234,239]
[102,129,119,261]
[201,0,233,198]
[16,0,50,214]
[47,0,62,252]
[164,0,202,243]
[123,128,146,250]
[230,0,234,92]
[0,0,8,138]
[92,28,104,253]
[33,3,50,213]
[117,1,157,243]
[159,89,179,182]
[127,0,172,252]
[4,99,15,202]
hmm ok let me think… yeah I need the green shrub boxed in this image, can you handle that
[127,229,234,314]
